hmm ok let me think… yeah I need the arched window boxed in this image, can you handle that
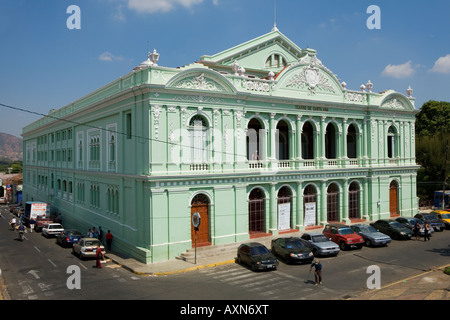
[387,125,397,158]
[276,120,289,160]
[247,118,264,161]
[325,123,337,159]
[347,124,357,159]
[189,115,208,164]
[265,54,287,68]
[301,122,314,160]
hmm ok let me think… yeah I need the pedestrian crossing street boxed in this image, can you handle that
[197,263,339,300]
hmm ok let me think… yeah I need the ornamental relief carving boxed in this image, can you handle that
[172,73,226,92]
[285,66,336,95]
[381,98,405,110]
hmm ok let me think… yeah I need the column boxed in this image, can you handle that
[269,183,278,235]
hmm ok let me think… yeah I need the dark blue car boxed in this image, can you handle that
[56,229,83,247]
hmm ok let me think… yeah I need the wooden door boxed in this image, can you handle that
[191,194,210,246]
[389,181,398,217]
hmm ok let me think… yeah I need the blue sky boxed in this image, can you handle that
[0,0,449,138]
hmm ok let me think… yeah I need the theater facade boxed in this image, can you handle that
[22,28,419,263]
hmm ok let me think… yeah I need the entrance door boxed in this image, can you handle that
[249,188,265,234]
[191,194,210,246]
[327,183,339,222]
[389,181,399,217]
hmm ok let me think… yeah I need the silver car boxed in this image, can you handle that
[350,224,391,247]
[300,232,340,257]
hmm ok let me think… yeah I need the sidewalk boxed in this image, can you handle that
[104,251,450,300]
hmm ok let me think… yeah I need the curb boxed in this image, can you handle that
[153,259,236,276]
[108,255,236,276]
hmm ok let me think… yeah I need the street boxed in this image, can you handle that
[1,205,449,301]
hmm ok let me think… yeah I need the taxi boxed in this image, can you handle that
[431,210,450,229]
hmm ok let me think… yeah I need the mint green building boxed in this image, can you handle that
[22,28,419,263]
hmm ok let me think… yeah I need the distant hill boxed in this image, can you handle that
[0,132,22,161]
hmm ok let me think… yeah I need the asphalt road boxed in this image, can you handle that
[1,205,449,302]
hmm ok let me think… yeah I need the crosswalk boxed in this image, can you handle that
[197,263,339,300]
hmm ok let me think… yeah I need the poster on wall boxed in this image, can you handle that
[304,202,316,226]
[278,203,291,230]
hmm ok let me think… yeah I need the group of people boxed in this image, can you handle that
[86,226,113,250]
[413,221,432,241]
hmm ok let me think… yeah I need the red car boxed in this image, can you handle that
[323,223,364,250]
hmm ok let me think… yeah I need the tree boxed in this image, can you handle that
[415,100,450,204]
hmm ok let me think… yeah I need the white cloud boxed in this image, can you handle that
[127,0,204,13]
[430,54,450,74]
[381,61,416,78]
[99,51,124,62]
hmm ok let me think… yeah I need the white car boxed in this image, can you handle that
[72,238,106,260]
[42,223,64,238]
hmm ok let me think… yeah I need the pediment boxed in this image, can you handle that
[275,55,342,97]
[379,91,414,111]
[199,29,303,73]
[166,68,237,93]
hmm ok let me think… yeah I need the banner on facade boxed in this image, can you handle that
[278,203,291,230]
[304,202,316,226]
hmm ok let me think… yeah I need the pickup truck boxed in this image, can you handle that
[34,216,54,232]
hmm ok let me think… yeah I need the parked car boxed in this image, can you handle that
[395,217,434,237]
[350,224,392,247]
[271,237,314,264]
[431,210,450,229]
[42,223,64,238]
[300,232,340,257]
[370,219,412,240]
[56,229,83,247]
[414,213,445,232]
[72,238,106,260]
[322,223,364,250]
[236,242,278,271]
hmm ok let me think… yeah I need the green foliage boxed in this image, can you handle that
[415,100,450,203]
[415,100,450,136]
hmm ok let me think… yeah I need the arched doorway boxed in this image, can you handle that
[389,181,399,217]
[191,194,210,247]
[325,123,337,160]
[347,124,357,159]
[303,185,317,227]
[189,115,209,164]
[348,181,360,219]
[301,122,314,160]
[247,118,264,161]
[249,188,265,234]
[276,120,289,160]
[277,186,292,230]
[327,183,340,222]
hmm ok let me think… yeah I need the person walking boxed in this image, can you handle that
[105,230,113,250]
[96,246,104,269]
[29,218,36,233]
[413,221,421,240]
[424,223,431,242]
[310,259,323,286]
